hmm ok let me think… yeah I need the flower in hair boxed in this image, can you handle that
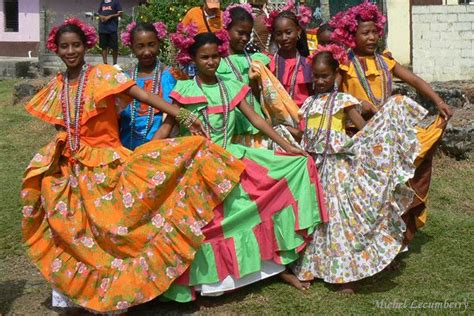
[153,22,168,41]
[223,3,255,29]
[265,0,313,33]
[309,44,348,65]
[120,21,136,47]
[215,29,230,57]
[283,0,313,29]
[170,22,198,66]
[121,21,168,47]
[47,18,98,52]
[264,10,280,33]
[329,1,386,48]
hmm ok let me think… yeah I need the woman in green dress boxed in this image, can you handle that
[160,29,328,301]
[216,4,269,147]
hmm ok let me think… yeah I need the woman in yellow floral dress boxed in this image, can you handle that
[20,18,243,313]
[291,45,427,293]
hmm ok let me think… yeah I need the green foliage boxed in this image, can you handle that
[134,0,237,32]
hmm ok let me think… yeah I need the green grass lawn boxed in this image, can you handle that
[0,79,473,314]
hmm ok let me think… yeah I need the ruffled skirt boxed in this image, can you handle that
[292,95,427,283]
[163,144,327,301]
[21,133,243,312]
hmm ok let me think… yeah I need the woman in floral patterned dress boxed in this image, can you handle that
[291,45,428,293]
[331,2,453,245]
[20,18,243,313]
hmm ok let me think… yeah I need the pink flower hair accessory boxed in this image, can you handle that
[170,22,199,66]
[223,3,255,29]
[215,29,230,57]
[309,44,348,65]
[329,1,386,48]
[121,21,168,47]
[265,0,313,33]
[47,18,98,53]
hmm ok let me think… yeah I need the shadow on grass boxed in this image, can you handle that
[0,279,26,314]
[129,276,279,314]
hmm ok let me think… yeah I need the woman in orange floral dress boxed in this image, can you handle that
[20,18,243,313]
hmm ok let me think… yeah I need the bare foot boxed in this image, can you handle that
[337,283,356,295]
[279,270,310,291]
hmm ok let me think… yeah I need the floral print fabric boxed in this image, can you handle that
[21,64,244,312]
[292,95,427,283]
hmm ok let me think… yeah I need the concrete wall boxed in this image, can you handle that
[386,0,411,65]
[412,5,474,82]
[0,0,40,42]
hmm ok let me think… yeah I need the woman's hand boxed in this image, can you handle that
[360,100,377,119]
[437,101,454,120]
[282,143,308,156]
[188,118,209,138]
[248,65,261,81]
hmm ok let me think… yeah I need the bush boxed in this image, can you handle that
[132,0,237,65]
[134,0,237,32]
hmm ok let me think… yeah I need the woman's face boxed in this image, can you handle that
[56,32,86,70]
[273,17,300,53]
[228,20,253,54]
[132,30,160,68]
[193,43,221,78]
[354,21,379,56]
[312,61,336,94]
[317,30,333,46]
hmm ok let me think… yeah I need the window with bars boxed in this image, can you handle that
[4,0,19,32]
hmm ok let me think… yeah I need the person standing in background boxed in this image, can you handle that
[181,0,222,34]
[98,0,123,65]
[247,0,272,54]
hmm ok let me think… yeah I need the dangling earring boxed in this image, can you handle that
[297,33,301,40]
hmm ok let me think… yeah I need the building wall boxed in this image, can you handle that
[412,5,473,82]
[386,0,411,65]
[0,0,40,41]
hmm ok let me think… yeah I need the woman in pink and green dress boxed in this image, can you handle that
[161,29,327,300]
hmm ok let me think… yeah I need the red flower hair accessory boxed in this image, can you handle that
[170,22,199,66]
[265,0,313,33]
[121,21,168,47]
[308,44,348,65]
[329,1,386,48]
[223,3,255,29]
[47,18,98,53]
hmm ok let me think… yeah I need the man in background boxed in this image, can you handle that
[181,0,222,34]
[98,0,123,65]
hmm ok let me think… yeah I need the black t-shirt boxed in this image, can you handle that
[98,0,122,34]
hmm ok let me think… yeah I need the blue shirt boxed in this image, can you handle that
[119,68,177,150]
[98,0,122,34]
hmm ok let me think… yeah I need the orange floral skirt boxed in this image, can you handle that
[20,132,243,312]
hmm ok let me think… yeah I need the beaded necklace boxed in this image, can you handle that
[60,64,91,153]
[349,50,392,108]
[224,51,255,108]
[274,51,301,98]
[195,76,231,148]
[129,60,163,148]
[302,91,337,175]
